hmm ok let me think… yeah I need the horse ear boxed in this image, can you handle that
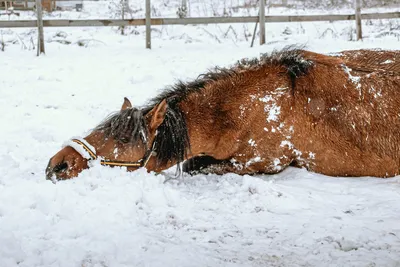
[121,97,132,111]
[146,99,168,132]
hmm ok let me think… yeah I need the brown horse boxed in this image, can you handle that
[46,47,400,181]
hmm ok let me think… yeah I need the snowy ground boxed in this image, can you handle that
[1,3,400,266]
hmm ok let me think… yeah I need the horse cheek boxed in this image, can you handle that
[66,155,89,179]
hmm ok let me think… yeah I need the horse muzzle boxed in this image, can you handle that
[45,159,58,183]
[46,157,71,182]
[45,145,88,182]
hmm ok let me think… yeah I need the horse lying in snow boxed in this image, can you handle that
[46,47,400,181]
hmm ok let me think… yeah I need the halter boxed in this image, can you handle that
[67,138,155,168]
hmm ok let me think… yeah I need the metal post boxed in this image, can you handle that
[259,0,265,45]
[36,0,45,55]
[145,0,151,49]
[355,0,362,40]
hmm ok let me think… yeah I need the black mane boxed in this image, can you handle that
[148,45,313,106]
[94,46,314,173]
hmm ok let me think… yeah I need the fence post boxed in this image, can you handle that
[259,0,265,45]
[145,0,151,49]
[355,0,362,40]
[36,0,45,55]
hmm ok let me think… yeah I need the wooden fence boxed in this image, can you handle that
[0,0,399,51]
[1,12,398,28]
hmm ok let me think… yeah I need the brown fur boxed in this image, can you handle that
[46,48,400,180]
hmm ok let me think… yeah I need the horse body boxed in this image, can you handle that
[46,48,400,180]
[293,51,400,177]
[179,50,400,177]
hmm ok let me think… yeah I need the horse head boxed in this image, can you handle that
[46,97,171,181]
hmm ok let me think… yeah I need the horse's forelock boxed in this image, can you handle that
[94,107,148,144]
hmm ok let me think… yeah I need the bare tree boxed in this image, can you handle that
[146,0,151,49]
[108,0,137,35]
[259,0,265,45]
[177,0,188,18]
[1,32,5,52]
[36,0,45,55]
[355,0,362,40]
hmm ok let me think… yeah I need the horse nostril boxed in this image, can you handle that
[53,162,69,173]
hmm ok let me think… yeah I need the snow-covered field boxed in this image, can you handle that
[1,2,400,266]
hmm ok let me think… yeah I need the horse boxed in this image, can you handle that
[46,47,400,181]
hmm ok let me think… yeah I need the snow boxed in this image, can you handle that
[1,2,400,266]
[343,65,361,84]
[281,140,294,149]
[381,59,394,64]
[62,137,97,160]
[259,95,281,122]
[245,156,263,167]
[248,139,257,147]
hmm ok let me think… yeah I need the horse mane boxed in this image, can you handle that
[150,45,313,105]
[94,46,314,172]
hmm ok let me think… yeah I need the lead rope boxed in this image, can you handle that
[161,162,184,184]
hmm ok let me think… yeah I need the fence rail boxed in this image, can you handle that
[0,12,399,28]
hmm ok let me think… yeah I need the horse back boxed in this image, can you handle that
[334,49,400,74]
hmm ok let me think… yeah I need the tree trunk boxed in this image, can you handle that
[145,0,151,49]
[120,0,125,35]
[36,0,45,55]
[355,0,362,40]
[259,0,265,45]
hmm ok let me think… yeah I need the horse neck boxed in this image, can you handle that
[178,93,220,158]
[179,67,291,159]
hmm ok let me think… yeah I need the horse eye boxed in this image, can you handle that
[120,137,129,144]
